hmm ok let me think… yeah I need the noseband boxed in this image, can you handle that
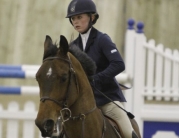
[40,56,77,108]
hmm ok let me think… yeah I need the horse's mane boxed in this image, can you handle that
[43,43,96,78]
[69,43,96,77]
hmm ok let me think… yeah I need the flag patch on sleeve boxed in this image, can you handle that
[111,49,117,53]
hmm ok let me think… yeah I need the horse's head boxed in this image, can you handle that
[35,35,81,137]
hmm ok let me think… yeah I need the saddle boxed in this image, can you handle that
[104,115,123,138]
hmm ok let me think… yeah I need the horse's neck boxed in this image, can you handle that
[70,81,96,115]
[63,73,104,137]
[72,64,96,113]
[63,58,105,137]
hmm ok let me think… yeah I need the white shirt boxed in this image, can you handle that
[80,28,92,51]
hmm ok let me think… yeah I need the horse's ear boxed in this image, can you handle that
[59,35,69,55]
[44,35,52,52]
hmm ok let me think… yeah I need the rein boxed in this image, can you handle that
[40,56,100,138]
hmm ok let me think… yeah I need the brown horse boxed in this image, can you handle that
[35,35,141,138]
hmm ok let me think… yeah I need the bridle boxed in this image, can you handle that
[39,55,99,138]
[40,56,76,108]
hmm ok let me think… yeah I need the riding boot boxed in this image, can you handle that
[132,131,139,138]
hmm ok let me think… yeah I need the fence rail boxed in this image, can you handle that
[0,64,40,71]
[0,64,39,78]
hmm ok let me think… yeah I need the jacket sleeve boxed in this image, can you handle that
[93,34,125,83]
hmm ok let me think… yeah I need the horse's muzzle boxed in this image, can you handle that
[35,118,55,137]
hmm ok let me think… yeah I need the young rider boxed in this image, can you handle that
[66,0,139,138]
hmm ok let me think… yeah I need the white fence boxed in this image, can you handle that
[124,19,179,138]
[0,19,179,138]
[0,101,42,138]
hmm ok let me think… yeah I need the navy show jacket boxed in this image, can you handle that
[73,27,126,106]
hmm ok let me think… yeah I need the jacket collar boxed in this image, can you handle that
[80,28,91,50]
[75,27,98,52]
[85,27,97,52]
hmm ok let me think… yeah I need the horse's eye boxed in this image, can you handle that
[60,75,67,83]
[59,74,68,83]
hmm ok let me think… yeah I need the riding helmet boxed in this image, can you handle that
[66,0,99,24]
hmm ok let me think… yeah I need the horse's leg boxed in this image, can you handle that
[129,118,141,138]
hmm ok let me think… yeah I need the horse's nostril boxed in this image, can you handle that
[43,119,55,132]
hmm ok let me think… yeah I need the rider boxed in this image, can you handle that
[66,0,139,138]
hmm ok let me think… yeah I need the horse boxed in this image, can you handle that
[35,35,141,138]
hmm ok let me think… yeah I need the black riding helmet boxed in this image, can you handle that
[66,0,99,33]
